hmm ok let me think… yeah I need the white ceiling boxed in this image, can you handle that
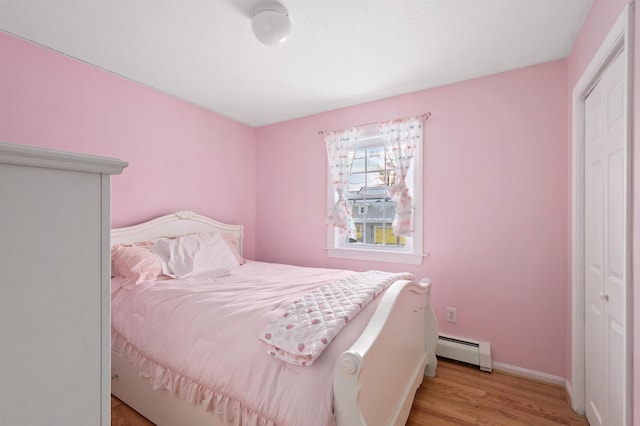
[0,0,592,127]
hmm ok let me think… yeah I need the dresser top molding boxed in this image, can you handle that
[0,142,127,175]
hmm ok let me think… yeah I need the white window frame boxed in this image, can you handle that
[326,128,424,265]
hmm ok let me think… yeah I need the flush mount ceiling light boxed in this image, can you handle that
[251,2,292,47]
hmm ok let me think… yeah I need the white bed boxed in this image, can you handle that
[110,210,438,426]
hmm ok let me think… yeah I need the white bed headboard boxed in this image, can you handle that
[111,210,244,255]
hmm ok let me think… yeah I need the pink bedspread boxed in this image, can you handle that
[111,261,404,426]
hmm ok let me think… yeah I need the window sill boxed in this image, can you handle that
[327,247,425,265]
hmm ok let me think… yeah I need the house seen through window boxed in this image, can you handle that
[347,143,406,247]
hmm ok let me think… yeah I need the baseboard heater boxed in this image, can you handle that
[436,334,492,372]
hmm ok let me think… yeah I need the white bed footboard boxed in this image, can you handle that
[333,279,437,426]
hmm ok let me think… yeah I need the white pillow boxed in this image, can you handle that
[150,232,240,278]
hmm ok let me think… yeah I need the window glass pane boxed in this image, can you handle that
[361,171,382,190]
[383,200,396,219]
[351,148,367,173]
[351,157,366,174]
[348,173,366,193]
[380,170,399,187]
[373,224,406,246]
[352,200,366,218]
[365,200,384,219]
[352,223,363,243]
[366,147,385,172]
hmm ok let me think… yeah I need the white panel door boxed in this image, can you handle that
[584,50,627,426]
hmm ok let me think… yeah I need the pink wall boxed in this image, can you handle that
[255,61,569,376]
[566,0,637,420]
[0,32,257,259]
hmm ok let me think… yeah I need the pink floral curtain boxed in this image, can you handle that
[324,128,359,238]
[379,116,423,236]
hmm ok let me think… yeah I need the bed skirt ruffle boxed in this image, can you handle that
[112,330,281,426]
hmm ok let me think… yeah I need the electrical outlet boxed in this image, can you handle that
[446,307,457,323]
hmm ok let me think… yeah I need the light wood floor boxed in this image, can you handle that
[112,396,154,426]
[112,359,588,425]
[406,360,588,425]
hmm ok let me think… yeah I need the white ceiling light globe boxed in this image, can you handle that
[251,3,292,47]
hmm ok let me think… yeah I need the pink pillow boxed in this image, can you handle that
[111,244,163,288]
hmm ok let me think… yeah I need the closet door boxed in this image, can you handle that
[583,50,628,426]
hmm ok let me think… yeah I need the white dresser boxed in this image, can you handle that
[0,143,127,425]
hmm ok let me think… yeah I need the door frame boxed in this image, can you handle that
[570,3,634,420]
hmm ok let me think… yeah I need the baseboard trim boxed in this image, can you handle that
[564,378,585,415]
[492,362,566,387]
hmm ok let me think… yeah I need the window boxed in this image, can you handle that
[348,142,405,246]
[325,117,424,265]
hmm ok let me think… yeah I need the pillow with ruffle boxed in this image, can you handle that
[111,244,163,288]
